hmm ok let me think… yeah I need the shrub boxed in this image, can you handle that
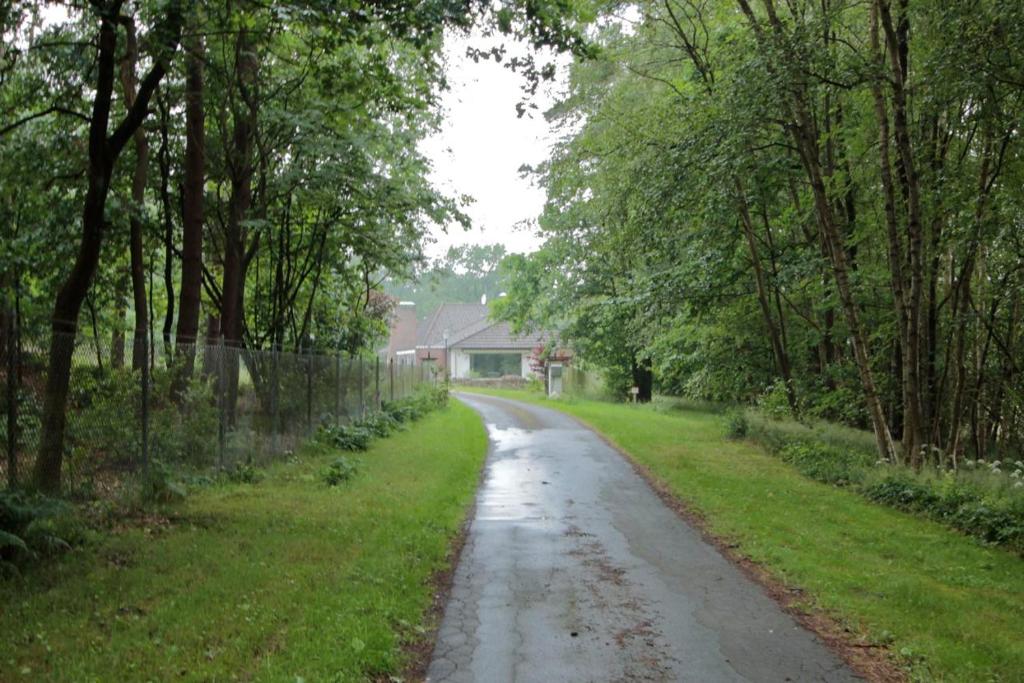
[134,460,188,505]
[316,385,447,456]
[220,463,264,485]
[778,441,872,487]
[861,471,940,510]
[742,407,1024,553]
[745,411,879,459]
[756,379,794,420]
[861,469,1024,552]
[320,424,372,452]
[383,401,419,424]
[322,456,359,486]
[804,385,869,428]
[725,410,748,439]
[0,490,83,570]
[66,367,139,471]
[362,411,399,437]
[149,372,219,467]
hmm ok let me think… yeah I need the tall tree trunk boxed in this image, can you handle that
[34,2,183,493]
[736,180,797,413]
[632,356,653,403]
[119,17,149,372]
[156,89,175,361]
[218,26,259,426]
[174,29,205,380]
[868,4,914,457]
[947,136,994,460]
[735,0,898,461]
[877,0,925,463]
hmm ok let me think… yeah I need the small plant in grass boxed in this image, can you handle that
[756,379,794,420]
[221,463,264,485]
[735,404,1024,552]
[861,468,1024,552]
[383,401,419,424]
[135,460,188,505]
[320,423,373,452]
[362,411,399,437]
[725,409,748,439]
[778,441,871,487]
[1,490,84,572]
[322,456,359,486]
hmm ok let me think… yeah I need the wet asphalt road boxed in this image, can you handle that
[425,393,859,683]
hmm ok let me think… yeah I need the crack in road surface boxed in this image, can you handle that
[426,393,858,682]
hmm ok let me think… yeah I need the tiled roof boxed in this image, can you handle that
[452,321,547,350]
[416,303,490,347]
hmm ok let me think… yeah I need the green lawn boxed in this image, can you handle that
[462,388,1024,682]
[0,400,487,682]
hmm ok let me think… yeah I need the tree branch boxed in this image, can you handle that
[0,105,90,137]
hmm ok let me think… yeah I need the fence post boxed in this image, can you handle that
[374,356,380,410]
[389,358,394,403]
[217,338,226,468]
[5,306,17,488]
[271,345,280,455]
[140,335,150,474]
[358,358,365,420]
[334,351,341,426]
[305,346,313,435]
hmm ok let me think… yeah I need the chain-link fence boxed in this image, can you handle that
[0,331,435,497]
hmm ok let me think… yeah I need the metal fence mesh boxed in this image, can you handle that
[1,331,434,497]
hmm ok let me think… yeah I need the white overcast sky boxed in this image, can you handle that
[418,29,570,260]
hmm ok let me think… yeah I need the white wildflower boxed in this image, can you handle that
[1012,470,1022,479]
[1015,481,1024,489]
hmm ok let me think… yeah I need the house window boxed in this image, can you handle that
[469,352,521,378]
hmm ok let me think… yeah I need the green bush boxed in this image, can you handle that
[149,371,219,467]
[362,411,399,437]
[804,385,869,427]
[0,490,83,570]
[322,456,359,486]
[740,408,1024,553]
[383,401,420,424]
[778,441,872,487]
[725,410,748,439]
[862,469,1024,552]
[317,384,448,454]
[320,423,372,452]
[220,463,264,485]
[745,411,879,458]
[861,471,940,511]
[66,367,139,470]
[134,461,188,505]
[756,379,794,420]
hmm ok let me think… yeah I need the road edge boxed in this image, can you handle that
[396,396,489,683]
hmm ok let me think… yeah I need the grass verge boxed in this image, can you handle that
[0,399,487,681]
[461,388,1024,682]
